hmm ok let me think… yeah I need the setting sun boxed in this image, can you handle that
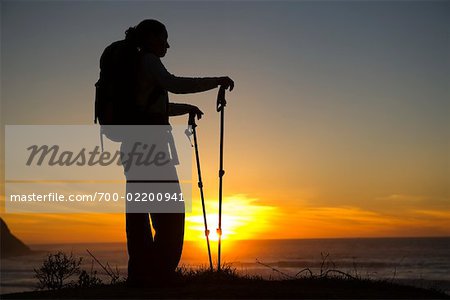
[185,195,276,242]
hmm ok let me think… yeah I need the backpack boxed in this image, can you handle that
[94,40,140,142]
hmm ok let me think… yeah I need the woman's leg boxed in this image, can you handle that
[125,212,153,282]
[150,212,185,276]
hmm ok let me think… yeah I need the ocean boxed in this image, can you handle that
[1,237,450,295]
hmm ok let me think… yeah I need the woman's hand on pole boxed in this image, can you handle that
[189,105,204,121]
[218,77,234,91]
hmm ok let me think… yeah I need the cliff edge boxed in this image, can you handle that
[1,218,32,259]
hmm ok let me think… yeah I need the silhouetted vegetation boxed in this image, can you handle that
[34,252,82,290]
[33,251,108,290]
[13,251,446,299]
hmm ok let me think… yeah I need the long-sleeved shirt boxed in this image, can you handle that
[136,53,219,124]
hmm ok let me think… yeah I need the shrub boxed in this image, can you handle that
[34,251,82,290]
[77,269,103,288]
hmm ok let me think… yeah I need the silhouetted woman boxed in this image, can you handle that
[117,19,234,286]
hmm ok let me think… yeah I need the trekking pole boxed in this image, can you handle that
[216,86,227,272]
[186,113,213,271]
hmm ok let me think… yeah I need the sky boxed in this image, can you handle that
[1,0,449,245]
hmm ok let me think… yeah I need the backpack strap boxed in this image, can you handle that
[94,80,100,124]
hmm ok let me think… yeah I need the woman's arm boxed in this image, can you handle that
[168,103,204,119]
[144,54,234,94]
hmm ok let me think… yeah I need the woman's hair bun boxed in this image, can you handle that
[125,26,137,42]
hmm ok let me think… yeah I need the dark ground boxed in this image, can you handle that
[3,275,449,299]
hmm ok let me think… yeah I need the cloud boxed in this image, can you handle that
[275,204,450,238]
[411,209,450,220]
[375,194,426,202]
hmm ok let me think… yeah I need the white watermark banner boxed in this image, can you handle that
[5,125,193,213]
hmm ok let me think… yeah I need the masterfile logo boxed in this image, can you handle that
[5,125,192,213]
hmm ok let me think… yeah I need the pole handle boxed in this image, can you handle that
[188,112,197,128]
[216,86,227,112]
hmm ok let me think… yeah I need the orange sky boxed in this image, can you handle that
[1,1,449,245]
[2,190,449,245]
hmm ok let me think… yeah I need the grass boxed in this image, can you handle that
[2,250,448,299]
[3,263,449,299]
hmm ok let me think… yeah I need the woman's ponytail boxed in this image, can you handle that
[125,26,138,45]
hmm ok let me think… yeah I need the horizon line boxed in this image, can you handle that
[28,235,450,246]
